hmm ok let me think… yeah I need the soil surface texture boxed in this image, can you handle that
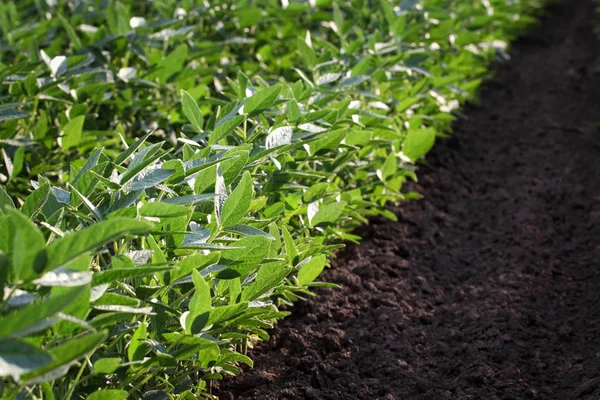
[218,0,600,399]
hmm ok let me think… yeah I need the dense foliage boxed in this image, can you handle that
[0,0,547,399]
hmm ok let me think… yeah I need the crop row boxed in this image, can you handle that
[0,1,547,399]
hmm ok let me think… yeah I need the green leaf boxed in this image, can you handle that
[128,322,147,362]
[0,339,52,380]
[181,90,204,133]
[57,14,82,50]
[380,153,397,180]
[172,252,220,281]
[0,108,29,122]
[61,115,85,150]
[281,226,298,266]
[123,168,175,191]
[310,201,347,226]
[139,202,191,218]
[219,236,271,278]
[0,187,14,215]
[220,171,253,228]
[244,85,282,116]
[71,186,102,221]
[10,146,24,179]
[5,209,46,282]
[296,38,317,68]
[297,255,327,285]
[73,148,103,185]
[92,265,173,286]
[303,182,329,203]
[194,150,249,194]
[162,194,214,205]
[0,286,85,339]
[86,390,128,400]
[206,302,248,326]
[114,131,153,166]
[225,225,275,240]
[241,261,292,301]
[21,183,50,219]
[22,331,108,383]
[309,129,346,155]
[186,270,211,333]
[44,218,153,275]
[402,128,436,161]
[120,142,164,183]
[93,358,121,374]
[190,271,211,313]
[209,115,245,145]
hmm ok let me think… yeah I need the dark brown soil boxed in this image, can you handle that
[217,0,600,399]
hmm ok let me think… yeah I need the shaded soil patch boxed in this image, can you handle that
[218,0,600,398]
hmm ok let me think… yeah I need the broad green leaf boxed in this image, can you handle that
[209,115,245,145]
[128,322,147,362]
[186,270,211,333]
[114,131,153,166]
[380,153,397,180]
[123,168,175,191]
[0,286,85,339]
[310,201,347,226]
[71,186,102,221]
[181,90,204,133]
[296,38,316,68]
[172,252,220,281]
[219,236,271,278]
[6,209,46,282]
[21,183,50,219]
[44,218,153,274]
[86,390,128,400]
[242,261,292,301]
[222,351,254,368]
[194,150,249,194]
[0,339,52,380]
[190,270,211,316]
[93,358,121,374]
[146,235,167,265]
[220,171,253,228]
[0,109,29,122]
[303,182,329,203]
[61,116,85,150]
[57,14,82,50]
[139,202,191,218]
[402,128,436,161]
[189,302,248,333]
[120,142,165,184]
[287,100,301,122]
[281,226,298,266]
[244,85,282,116]
[22,331,108,383]
[197,343,220,368]
[309,129,346,155]
[0,187,14,215]
[225,225,275,240]
[73,148,103,185]
[10,146,24,179]
[297,255,327,285]
[206,302,248,326]
[92,265,173,286]
[163,194,214,205]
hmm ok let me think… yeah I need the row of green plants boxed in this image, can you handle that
[0,0,548,399]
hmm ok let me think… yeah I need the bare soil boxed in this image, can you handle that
[218,0,600,398]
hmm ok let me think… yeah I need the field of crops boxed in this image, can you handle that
[0,1,549,399]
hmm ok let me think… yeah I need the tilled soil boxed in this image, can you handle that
[217,0,600,398]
